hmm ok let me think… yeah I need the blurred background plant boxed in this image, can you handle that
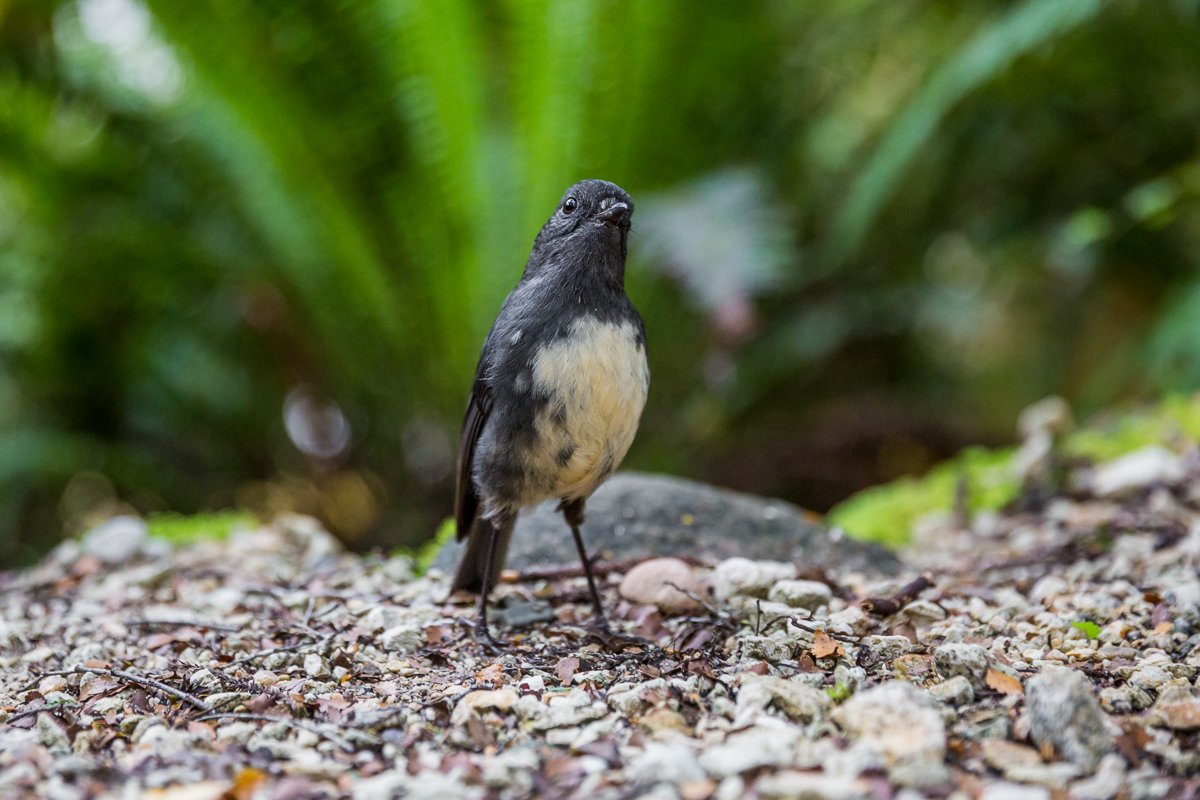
[2,0,1199,565]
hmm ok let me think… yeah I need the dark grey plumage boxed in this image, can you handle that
[451,179,648,639]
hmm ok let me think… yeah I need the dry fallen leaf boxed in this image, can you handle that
[230,768,266,800]
[554,656,580,685]
[985,667,1023,695]
[475,663,504,688]
[425,625,451,646]
[812,629,845,659]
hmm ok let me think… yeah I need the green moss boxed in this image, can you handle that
[825,683,853,704]
[398,517,457,576]
[1071,620,1101,640]
[146,510,257,544]
[828,394,1200,545]
[827,445,1019,544]
[1065,393,1200,461]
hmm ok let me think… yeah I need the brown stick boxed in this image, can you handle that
[125,619,241,632]
[26,667,212,712]
[859,573,934,617]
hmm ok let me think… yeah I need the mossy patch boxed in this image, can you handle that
[829,394,1200,544]
[146,511,258,545]
[827,446,1018,545]
[1064,394,1200,461]
[398,517,457,576]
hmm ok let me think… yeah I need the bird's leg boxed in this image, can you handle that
[561,498,609,631]
[473,514,510,651]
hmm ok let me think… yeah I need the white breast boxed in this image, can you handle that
[528,317,648,502]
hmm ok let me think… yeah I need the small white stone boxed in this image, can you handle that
[81,515,148,564]
[712,558,796,601]
[619,558,704,613]
[768,580,832,610]
[833,682,947,788]
[699,718,801,776]
[981,784,1049,800]
[1091,446,1185,496]
[303,654,330,679]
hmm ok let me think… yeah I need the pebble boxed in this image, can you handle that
[901,600,947,622]
[36,714,70,754]
[833,683,947,787]
[639,708,692,737]
[1129,665,1171,690]
[933,643,990,689]
[736,675,830,724]
[1153,698,1200,731]
[928,675,974,706]
[861,635,916,660]
[529,690,608,731]
[981,739,1041,773]
[37,676,68,694]
[619,558,704,614]
[1026,666,1113,771]
[1090,446,1185,496]
[698,719,801,777]
[361,605,406,632]
[80,516,147,565]
[712,558,795,601]
[450,688,519,726]
[767,579,832,610]
[303,654,331,679]
[738,635,792,663]
[608,679,667,717]
[627,742,706,785]
[379,624,424,654]
[981,783,1049,800]
[1071,753,1126,800]
[754,770,871,800]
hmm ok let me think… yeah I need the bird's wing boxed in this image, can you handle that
[453,367,493,541]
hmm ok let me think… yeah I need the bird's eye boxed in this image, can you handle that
[562,197,578,215]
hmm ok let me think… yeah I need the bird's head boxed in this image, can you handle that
[531,179,634,264]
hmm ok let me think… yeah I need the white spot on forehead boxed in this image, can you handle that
[510,330,523,344]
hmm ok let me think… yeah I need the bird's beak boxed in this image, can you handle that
[596,200,631,226]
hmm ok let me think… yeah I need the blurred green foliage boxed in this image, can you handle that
[2,0,1200,565]
[145,510,256,544]
[828,445,1019,545]
[829,393,1200,544]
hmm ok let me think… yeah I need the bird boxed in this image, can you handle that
[451,178,648,644]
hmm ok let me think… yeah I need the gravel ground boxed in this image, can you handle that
[2,446,1200,799]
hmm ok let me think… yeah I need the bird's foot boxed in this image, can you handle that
[452,616,508,654]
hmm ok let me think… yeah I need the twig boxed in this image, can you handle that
[125,619,241,633]
[25,667,212,712]
[756,611,862,644]
[300,596,316,628]
[663,581,723,618]
[4,702,78,726]
[860,573,934,617]
[223,632,334,669]
[194,711,366,752]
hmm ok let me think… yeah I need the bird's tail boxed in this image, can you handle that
[450,514,515,594]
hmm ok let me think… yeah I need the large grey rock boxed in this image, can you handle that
[434,472,903,575]
[833,682,948,788]
[1026,666,1113,771]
